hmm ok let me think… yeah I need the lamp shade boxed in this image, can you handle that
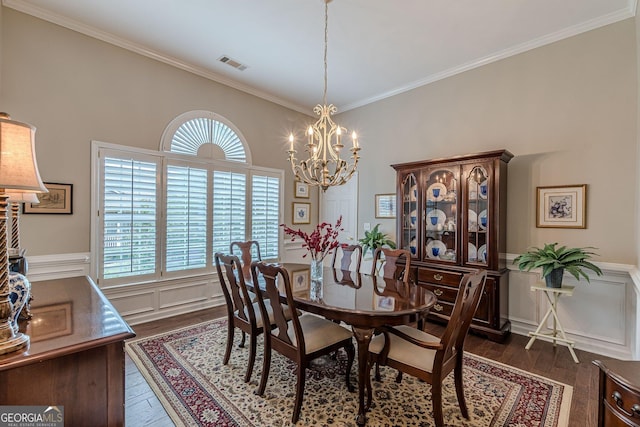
[0,116,47,193]
[6,191,40,204]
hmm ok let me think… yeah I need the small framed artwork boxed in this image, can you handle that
[292,202,310,224]
[290,268,310,293]
[24,182,73,214]
[295,181,309,198]
[536,184,587,228]
[375,194,396,218]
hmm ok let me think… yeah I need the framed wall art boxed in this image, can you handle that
[294,181,309,198]
[375,194,396,218]
[536,184,586,228]
[290,268,310,293]
[292,202,310,224]
[24,182,73,214]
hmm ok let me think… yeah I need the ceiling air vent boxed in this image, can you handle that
[218,55,247,71]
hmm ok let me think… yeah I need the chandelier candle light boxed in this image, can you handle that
[287,0,360,192]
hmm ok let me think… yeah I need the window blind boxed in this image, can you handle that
[102,157,157,279]
[165,165,208,271]
[212,170,246,257]
[251,174,280,259]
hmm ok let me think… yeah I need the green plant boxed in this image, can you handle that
[359,224,396,257]
[513,242,603,282]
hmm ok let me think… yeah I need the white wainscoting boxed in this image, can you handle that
[26,250,640,359]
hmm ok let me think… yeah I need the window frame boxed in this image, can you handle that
[91,140,283,288]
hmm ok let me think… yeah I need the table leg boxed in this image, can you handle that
[352,326,374,426]
[525,305,553,350]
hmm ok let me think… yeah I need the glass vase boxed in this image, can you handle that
[310,259,324,301]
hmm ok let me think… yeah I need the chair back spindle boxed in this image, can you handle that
[372,247,411,283]
[331,244,363,272]
[231,240,262,279]
[251,262,303,351]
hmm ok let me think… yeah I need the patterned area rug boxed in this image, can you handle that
[126,318,572,427]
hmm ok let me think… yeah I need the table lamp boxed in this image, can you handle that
[0,112,47,355]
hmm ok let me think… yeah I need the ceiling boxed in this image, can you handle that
[4,0,636,115]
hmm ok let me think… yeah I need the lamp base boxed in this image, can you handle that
[0,331,28,355]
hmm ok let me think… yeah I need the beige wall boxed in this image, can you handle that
[1,9,638,265]
[338,19,638,264]
[0,8,317,255]
[636,11,640,268]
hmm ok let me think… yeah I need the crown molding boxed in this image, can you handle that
[2,0,311,115]
[340,5,636,112]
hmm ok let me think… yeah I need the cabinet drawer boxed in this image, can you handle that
[417,268,462,287]
[604,376,640,426]
[419,283,457,304]
[429,300,453,317]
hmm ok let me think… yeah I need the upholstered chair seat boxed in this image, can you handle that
[274,314,354,354]
[369,325,440,373]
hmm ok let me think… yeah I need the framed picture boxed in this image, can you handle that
[295,181,309,198]
[292,202,310,224]
[536,184,587,228]
[24,182,73,214]
[375,194,396,218]
[290,268,310,292]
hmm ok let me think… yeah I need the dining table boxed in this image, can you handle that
[247,263,437,426]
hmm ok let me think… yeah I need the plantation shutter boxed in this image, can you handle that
[251,174,280,259]
[212,170,247,257]
[102,156,158,279]
[165,165,208,271]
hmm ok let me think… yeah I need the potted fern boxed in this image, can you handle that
[513,242,603,288]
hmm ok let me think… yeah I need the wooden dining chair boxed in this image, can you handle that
[215,252,286,383]
[372,247,411,283]
[331,243,363,272]
[251,261,356,424]
[368,269,487,427]
[230,240,262,280]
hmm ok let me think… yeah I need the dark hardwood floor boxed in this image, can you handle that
[125,308,607,426]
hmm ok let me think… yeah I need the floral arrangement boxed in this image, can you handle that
[281,216,343,262]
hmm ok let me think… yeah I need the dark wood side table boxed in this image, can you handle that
[0,276,135,426]
[593,359,640,426]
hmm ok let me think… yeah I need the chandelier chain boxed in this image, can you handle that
[286,0,361,192]
[323,0,328,106]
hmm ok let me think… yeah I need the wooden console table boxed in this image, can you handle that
[593,359,640,426]
[0,276,135,426]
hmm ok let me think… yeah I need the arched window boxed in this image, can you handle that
[160,110,251,164]
[94,111,281,286]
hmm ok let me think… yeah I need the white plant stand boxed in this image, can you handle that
[525,283,579,363]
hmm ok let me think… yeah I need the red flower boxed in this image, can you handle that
[280,216,344,261]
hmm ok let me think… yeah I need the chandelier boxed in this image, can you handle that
[287,0,360,192]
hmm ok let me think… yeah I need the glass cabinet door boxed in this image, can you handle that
[465,165,489,266]
[423,168,458,263]
[400,173,419,258]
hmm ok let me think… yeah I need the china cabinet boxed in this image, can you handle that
[392,149,513,342]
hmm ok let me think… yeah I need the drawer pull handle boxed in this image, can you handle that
[433,274,443,281]
[612,391,640,417]
[433,304,443,312]
[433,289,443,297]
